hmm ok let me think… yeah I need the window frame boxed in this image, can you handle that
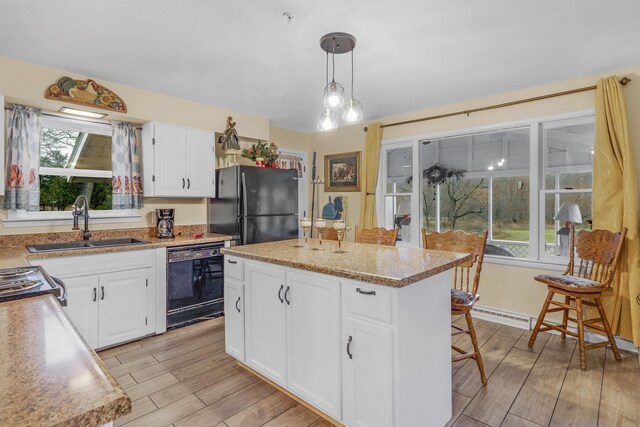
[3,114,141,227]
[378,109,594,268]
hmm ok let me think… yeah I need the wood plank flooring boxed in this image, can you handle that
[98,315,640,427]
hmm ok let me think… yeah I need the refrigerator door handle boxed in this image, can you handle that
[241,172,248,217]
[242,216,248,246]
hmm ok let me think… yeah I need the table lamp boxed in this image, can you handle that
[554,203,582,256]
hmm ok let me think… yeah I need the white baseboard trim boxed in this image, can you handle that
[470,304,638,354]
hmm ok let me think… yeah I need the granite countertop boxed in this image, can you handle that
[222,239,472,287]
[0,230,231,269]
[0,295,131,426]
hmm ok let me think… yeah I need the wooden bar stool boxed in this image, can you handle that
[528,225,627,370]
[422,228,489,386]
[355,226,399,246]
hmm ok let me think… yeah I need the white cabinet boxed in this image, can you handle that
[224,278,245,360]
[63,275,100,349]
[97,269,149,348]
[31,250,158,350]
[286,271,341,419]
[342,316,394,427]
[245,262,288,386]
[142,122,215,197]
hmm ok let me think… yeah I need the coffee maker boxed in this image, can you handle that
[156,209,175,238]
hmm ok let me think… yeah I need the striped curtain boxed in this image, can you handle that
[111,122,143,209]
[3,105,41,211]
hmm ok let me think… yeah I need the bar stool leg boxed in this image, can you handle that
[465,311,487,386]
[529,290,554,348]
[575,297,587,370]
[595,297,622,361]
[561,295,571,340]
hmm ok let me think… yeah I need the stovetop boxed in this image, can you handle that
[0,266,64,304]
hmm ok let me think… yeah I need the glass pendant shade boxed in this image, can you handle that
[343,98,363,122]
[317,108,338,131]
[323,80,345,108]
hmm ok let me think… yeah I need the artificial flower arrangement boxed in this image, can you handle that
[241,140,280,167]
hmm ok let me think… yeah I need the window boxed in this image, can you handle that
[378,112,595,265]
[38,116,113,211]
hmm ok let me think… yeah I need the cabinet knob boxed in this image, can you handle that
[356,287,376,296]
[92,287,97,302]
[100,286,105,300]
[284,286,291,305]
[278,285,284,303]
[187,178,191,189]
[235,296,241,313]
[227,259,237,264]
[347,335,353,359]
[182,178,186,189]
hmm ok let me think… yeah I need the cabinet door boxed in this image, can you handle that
[98,269,149,348]
[154,123,187,196]
[62,275,99,349]
[185,129,214,197]
[343,316,394,427]
[287,272,341,419]
[224,279,245,361]
[245,263,287,386]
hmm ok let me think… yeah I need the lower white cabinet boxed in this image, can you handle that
[342,315,394,427]
[224,279,245,360]
[31,250,158,350]
[63,275,100,349]
[97,269,149,348]
[287,271,341,418]
[244,262,288,385]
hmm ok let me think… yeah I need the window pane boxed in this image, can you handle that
[439,177,488,233]
[40,128,112,171]
[544,121,594,189]
[544,192,592,256]
[492,176,529,242]
[383,195,411,243]
[386,147,412,193]
[39,176,112,211]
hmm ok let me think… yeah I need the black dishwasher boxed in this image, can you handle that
[167,243,224,328]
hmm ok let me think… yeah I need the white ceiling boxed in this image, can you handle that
[1,0,640,133]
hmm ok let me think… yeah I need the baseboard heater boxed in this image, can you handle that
[471,305,531,330]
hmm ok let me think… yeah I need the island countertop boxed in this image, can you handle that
[0,295,131,426]
[221,239,472,287]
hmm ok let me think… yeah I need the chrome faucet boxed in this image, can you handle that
[72,195,92,240]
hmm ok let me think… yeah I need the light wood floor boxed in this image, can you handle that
[98,316,640,427]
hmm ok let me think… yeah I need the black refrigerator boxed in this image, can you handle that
[208,166,299,245]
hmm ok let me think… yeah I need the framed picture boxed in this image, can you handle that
[324,151,361,192]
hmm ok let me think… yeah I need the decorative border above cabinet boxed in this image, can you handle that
[141,122,216,198]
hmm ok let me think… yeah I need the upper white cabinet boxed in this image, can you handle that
[142,122,215,197]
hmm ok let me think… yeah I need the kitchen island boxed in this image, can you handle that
[221,239,472,427]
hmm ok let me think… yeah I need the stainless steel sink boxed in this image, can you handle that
[27,238,150,253]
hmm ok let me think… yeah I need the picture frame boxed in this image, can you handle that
[324,151,361,192]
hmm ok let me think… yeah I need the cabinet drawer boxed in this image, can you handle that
[343,283,392,323]
[225,256,244,281]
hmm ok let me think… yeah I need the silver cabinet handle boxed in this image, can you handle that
[182,178,186,189]
[356,288,376,296]
[278,285,284,303]
[284,286,291,305]
[92,287,97,302]
[187,178,191,189]
[347,335,353,359]
[100,286,105,300]
[235,297,241,313]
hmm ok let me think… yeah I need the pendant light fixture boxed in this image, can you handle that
[317,32,363,131]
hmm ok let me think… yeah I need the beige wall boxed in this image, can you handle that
[0,56,310,234]
[307,64,640,321]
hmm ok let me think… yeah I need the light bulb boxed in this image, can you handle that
[497,158,505,167]
[342,98,363,122]
[323,81,344,108]
[316,108,338,132]
[488,164,495,171]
